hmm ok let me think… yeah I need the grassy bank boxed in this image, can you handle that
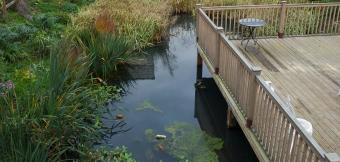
[72,0,172,50]
[0,0,173,161]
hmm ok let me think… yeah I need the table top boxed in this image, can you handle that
[239,18,266,27]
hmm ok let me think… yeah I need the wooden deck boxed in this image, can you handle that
[197,3,340,161]
[233,36,340,155]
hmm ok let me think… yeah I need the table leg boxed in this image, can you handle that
[241,26,248,45]
[245,27,254,48]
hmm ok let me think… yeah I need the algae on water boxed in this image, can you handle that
[144,122,223,162]
[136,100,163,113]
[164,122,223,162]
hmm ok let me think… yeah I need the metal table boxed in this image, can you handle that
[239,18,266,49]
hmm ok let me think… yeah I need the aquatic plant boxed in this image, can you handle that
[136,100,163,113]
[164,122,223,162]
[145,129,156,142]
[144,122,223,162]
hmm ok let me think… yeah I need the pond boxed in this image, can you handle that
[102,16,258,162]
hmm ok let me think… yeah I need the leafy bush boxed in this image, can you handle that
[81,146,137,162]
[0,24,37,62]
[29,31,56,57]
[12,24,38,39]
[63,2,79,13]
[33,14,59,30]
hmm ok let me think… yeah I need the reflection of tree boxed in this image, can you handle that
[108,16,195,84]
[152,15,196,76]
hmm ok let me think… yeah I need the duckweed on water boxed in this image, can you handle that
[136,100,163,113]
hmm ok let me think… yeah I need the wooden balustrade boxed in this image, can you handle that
[205,5,282,39]
[197,9,221,72]
[196,5,340,161]
[201,2,340,39]
[252,77,327,162]
[285,3,340,35]
[1,0,17,17]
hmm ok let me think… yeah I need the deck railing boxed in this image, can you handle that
[197,4,340,162]
[202,2,340,39]
[1,0,17,17]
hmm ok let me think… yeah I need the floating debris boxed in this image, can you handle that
[115,114,124,120]
[157,143,165,151]
[195,80,206,89]
[136,100,163,113]
[155,134,167,140]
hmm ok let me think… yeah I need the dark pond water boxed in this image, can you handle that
[103,16,258,162]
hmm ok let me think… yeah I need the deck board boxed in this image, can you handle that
[232,35,340,155]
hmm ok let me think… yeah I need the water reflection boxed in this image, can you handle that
[101,15,257,162]
[194,78,258,162]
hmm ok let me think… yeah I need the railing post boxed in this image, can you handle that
[196,4,203,41]
[325,153,340,162]
[278,1,287,38]
[2,0,7,18]
[246,67,262,128]
[215,27,224,74]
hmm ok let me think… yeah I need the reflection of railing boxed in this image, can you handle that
[197,4,340,162]
[202,2,340,39]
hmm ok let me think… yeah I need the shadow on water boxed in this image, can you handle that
[102,15,258,162]
[195,78,258,162]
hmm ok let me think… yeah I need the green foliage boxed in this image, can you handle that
[0,24,37,62]
[0,0,130,161]
[164,122,223,162]
[80,146,137,162]
[33,14,59,30]
[72,0,172,50]
[144,123,224,162]
[63,2,79,13]
[29,31,56,57]
[71,28,133,79]
[0,39,123,161]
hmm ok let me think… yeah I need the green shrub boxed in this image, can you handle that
[0,24,37,62]
[81,146,137,162]
[63,2,79,13]
[33,14,59,30]
[29,31,55,57]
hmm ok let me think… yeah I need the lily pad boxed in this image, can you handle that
[136,100,163,113]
